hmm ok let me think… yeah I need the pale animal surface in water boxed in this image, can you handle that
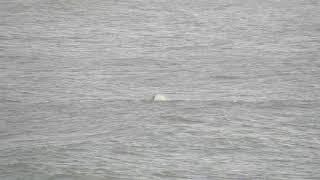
[152,94,168,101]
[0,0,320,179]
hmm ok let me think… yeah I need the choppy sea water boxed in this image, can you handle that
[1,0,320,179]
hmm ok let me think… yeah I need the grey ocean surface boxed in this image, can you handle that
[1,0,320,179]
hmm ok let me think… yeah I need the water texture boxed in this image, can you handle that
[1,0,320,179]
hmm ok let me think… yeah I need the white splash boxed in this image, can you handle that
[152,94,168,102]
